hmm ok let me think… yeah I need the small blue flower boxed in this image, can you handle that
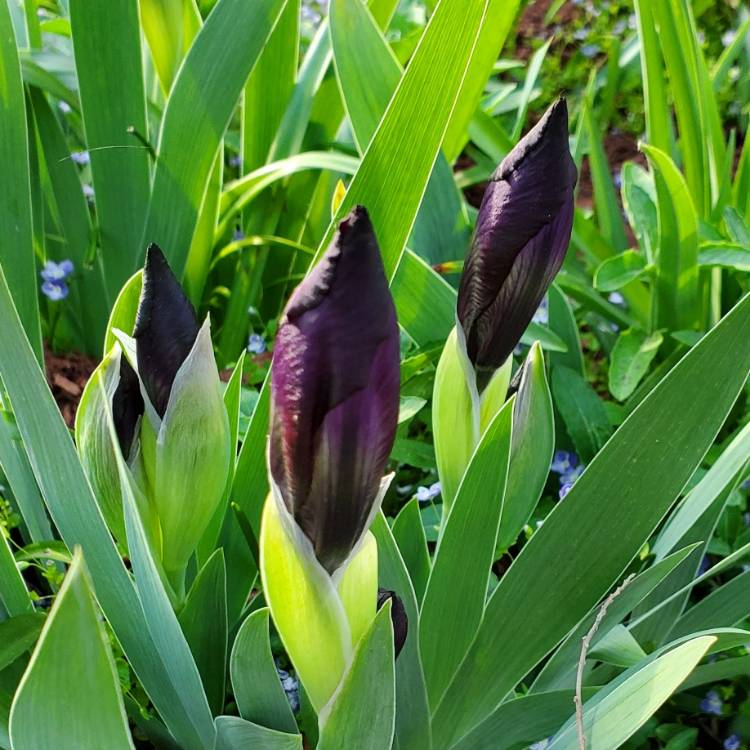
[41,259,74,283]
[83,184,95,201]
[724,735,741,750]
[581,44,600,59]
[416,483,441,503]
[229,154,242,168]
[70,150,90,165]
[551,450,579,475]
[741,477,750,490]
[608,292,625,306]
[700,689,723,716]
[58,100,72,114]
[532,296,549,325]
[233,228,245,242]
[697,556,711,577]
[41,280,68,301]
[559,481,574,500]
[247,333,266,355]
[275,663,300,713]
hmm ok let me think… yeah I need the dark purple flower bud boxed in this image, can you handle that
[270,206,400,575]
[457,99,577,390]
[112,355,143,456]
[377,588,408,658]
[133,244,199,417]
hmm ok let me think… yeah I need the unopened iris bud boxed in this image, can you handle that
[457,98,577,391]
[261,206,400,712]
[269,205,400,575]
[434,99,576,511]
[78,244,230,599]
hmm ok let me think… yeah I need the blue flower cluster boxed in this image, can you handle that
[40,260,73,301]
[275,663,300,713]
[550,450,584,499]
[416,482,441,503]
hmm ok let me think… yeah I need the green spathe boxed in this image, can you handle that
[433,325,511,511]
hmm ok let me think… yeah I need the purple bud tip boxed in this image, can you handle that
[377,588,408,658]
[134,243,199,417]
[270,206,400,575]
[457,98,577,390]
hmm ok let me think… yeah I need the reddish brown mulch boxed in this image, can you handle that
[516,0,580,60]
[44,346,98,428]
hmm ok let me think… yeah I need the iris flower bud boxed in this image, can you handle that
[77,244,230,599]
[261,206,401,712]
[269,205,400,575]
[457,98,577,391]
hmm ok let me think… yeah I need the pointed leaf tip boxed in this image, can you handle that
[134,243,199,417]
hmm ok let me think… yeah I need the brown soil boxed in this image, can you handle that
[44,346,98,428]
[515,0,580,60]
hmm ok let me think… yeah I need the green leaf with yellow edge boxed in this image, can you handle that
[9,550,135,750]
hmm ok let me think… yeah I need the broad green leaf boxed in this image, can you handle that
[594,251,650,293]
[432,328,476,509]
[643,142,700,332]
[548,284,584,375]
[230,608,297,733]
[530,545,699,693]
[315,0,489,280]
[0,533,32,619]
[608,328,663,401]
[547,637,716,750]
[139,0,200,93]
[421,399,513,708]
[317,605,395,750]
[179,550,228,715]
[330,0,468,265]
[698,241,750,271]
[451,690,586,750]
[370,514,432,749]
[214,716,302,750]
[588,624,647,667]
[681,654,750,691]
[621,163,658,264]
[391,499,430,604]
[103,270,142,355]
[143,0,288,277]
[0,410,53,543]
[28,87,107,353]
[391,251,455,347]
[551,365,611,462]
[0,613,44,673]
[496,343,554,553]
[670,570,750,639]
[432,292,750,747]
[442,0,521,161]
[9,550,135,750]
[116,415,215,749]
[0,0,41,359]
[69,0,151,299]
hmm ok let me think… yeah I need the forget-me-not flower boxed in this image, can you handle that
[700,689,723,716]
[416,482,441,503]
[724,735,741,750]
[247,333,267,355]
[40,260,73,301]
[71,150,90,166]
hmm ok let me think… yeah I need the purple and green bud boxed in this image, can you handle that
[77,244,230,599]
[261,206,403,713]
[457,98,577,391]
[269,205,400,575]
